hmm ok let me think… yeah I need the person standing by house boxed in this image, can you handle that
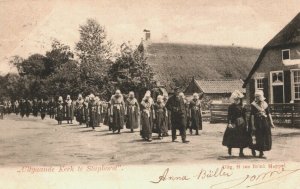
[189,93,203,135]
[250,90,275,158]
[166,88,189,143]
[125,91,140,133]
[140,91,154,141]
[110,90,125,134]
[222,90,250,157]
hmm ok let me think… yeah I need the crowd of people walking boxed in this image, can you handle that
[0,88,274,158]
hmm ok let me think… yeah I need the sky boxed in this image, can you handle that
[0,0,299,74]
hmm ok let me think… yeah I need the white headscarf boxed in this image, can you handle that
[255,90,266,101]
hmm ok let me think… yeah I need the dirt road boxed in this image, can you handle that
[0,114,299,166]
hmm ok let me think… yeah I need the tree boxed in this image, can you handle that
[75,18,113,96]
[107,42,157,100]
[47,60,82,99]
[45,39,74,76]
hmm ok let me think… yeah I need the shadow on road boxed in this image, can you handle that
[217,155,258,160]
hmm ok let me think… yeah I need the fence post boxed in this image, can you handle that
[291,104,294,127]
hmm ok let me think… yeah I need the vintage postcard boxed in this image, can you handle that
[0,0,300,188]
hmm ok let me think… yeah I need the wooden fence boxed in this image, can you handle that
[269,103,300,128]
[209,103,300,128]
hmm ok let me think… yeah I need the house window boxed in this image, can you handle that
[282,49,290,60]
[256,78,264,89]
[293,70,300,100]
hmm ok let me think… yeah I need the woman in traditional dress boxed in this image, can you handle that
[153,95,167,139]
[125,91,140,133]
[179,92,190,133]
[32,98,39,117]
[83,96,89,127]
[56,96,64,125]
[250,90,275,158]
[88,94,98,130]
[39,98,47,120]
[110,90,125,134]
[95,96,102,127]
[163,94,171,136]
[14,100,20,115]
[75,94,85,125]
[64,95,74,124]
[140,91,154,141]
[48,97,56,119]
[189,93,203,135]
[222,90,250,157]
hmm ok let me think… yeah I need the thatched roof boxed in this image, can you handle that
[193,79,245,94]
[141,42,260,89]
[266,13,300,48]
[243,12,300,87]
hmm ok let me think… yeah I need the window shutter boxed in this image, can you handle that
[249,79,255,102]
[263,78,269,103]
[284,70,291,103]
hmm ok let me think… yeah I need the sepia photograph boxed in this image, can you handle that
[0,0,300,188]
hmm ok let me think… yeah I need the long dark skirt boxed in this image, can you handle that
[251,117,272,151]
[153,110,166,135]
[55,109,64,122]
[126,108,139,130]
[112,107,124,131]
[223,122,251,148]
[140,111,153,139]
[191,110,202,130]
[76,107,86,124]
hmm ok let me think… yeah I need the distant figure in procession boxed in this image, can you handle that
[222,90,250,157]
[153,95,168,139]
[189,93,203,135]
[48,97,56,119]
[56,96,64,125]
[64,95,74,124]
[83,96,90,127]
[110,90,125,134]
[166,88,189,143]
[32,98,39,117]
[163,94,171,135]
[14,100,20,115]
[75,94,85,125]
[88,94,98,130]
[125,91,140,133]
[39,98,47,120]
[140,90,154,141]
[250,90,275,158]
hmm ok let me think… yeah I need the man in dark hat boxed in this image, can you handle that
[165,87,189,143]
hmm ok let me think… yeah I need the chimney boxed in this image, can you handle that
[143,29,150,41]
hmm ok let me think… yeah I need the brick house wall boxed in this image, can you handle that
[246,44,300,104]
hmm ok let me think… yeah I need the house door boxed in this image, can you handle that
[273,85,284,103]
[271,71,285,103]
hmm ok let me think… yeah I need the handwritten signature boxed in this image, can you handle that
[150,167,300,188]
[151,167,232,184]
[211,168,300,189]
